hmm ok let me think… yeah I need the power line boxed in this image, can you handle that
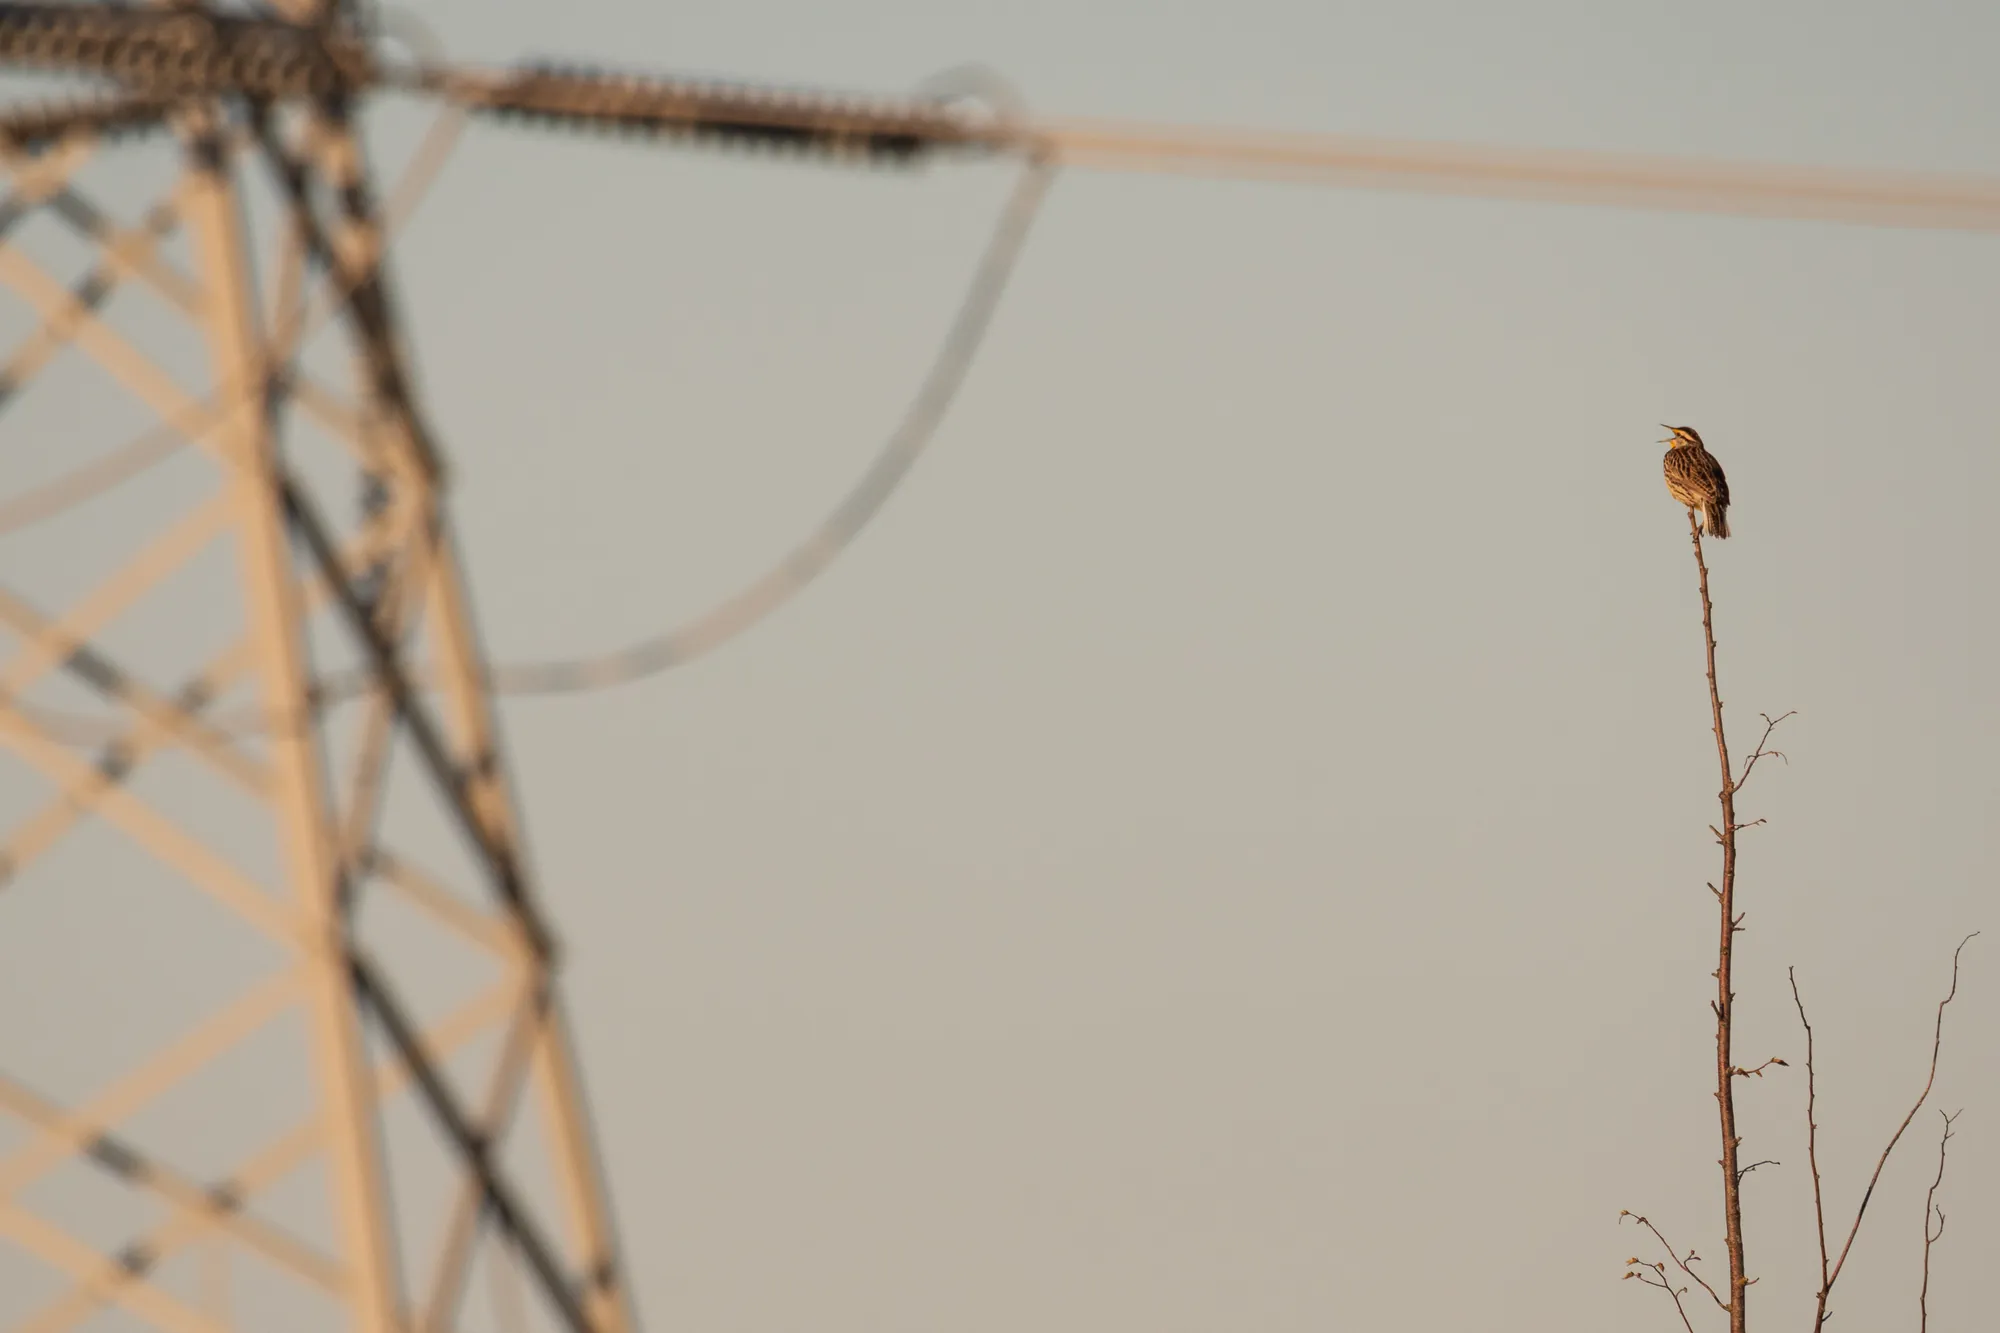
[7,147,1054,740]
[469,155,1056,697]
[7,4,2000,229]
[10,4,2000,752]
[1037,118,2000,232]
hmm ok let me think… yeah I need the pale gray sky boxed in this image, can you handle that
[3,1,1998,1330]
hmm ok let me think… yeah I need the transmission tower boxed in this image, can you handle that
[0,4,1004,1332]
[4,5,1999,1333]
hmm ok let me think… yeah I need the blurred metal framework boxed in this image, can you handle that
[1,4,1999,1333]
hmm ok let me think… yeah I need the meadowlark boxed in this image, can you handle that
[1661,425,1730,539]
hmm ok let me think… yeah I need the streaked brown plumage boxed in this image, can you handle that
[1661,425,1730,539]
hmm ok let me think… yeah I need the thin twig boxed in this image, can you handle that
[1731,1058,1788,1079]
[1734,711,1795,793]
[1624,1259,1699,1333]
[1808,933,1978,1327]
[1918,1109,1958,1333]
[1620,1212,1727,1313]
[1687,506,1750,1333]
[1790,968,1829,1327]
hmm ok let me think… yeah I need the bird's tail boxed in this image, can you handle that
[1705,505,1730,540]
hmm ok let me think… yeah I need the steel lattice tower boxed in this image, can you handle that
[0,3,1001,1331]
[0,24,629,1333]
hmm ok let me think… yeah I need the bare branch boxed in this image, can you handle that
[1620,1211,1727,1313]
[1625,1259,1699,1333]
[1918,1109,1959,1333]
[1731,1058,1788,1079]
[1790,967,1830,1327]
[1808,934,1979,1326]
[1733,710,1795,792]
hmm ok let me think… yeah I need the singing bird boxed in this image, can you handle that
[1660,425,1730,539]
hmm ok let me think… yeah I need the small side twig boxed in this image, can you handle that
[1733,710,1794,793]
[1620,1211,1727,1314]
[1918,1109,1959,1333]
[1790,967,1830,1325]
[1625,1260,1698,1333]
[1801,933,1978,1329]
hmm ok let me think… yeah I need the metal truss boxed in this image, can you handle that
[0,7,648,1333]
[0,2,1018,1327]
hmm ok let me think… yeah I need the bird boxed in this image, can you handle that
[1660,425,1730,539]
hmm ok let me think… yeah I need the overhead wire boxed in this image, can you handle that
[21,17,2000,739]
[9,105,1055,739]
[1036,118,2000,232]
[367,150,1055,700]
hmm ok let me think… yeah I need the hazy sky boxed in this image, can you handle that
[4,1,1999,1330]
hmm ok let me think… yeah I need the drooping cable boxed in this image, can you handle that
[286,149,1053,708]
[13,145,1055,740]
[488,153,1056,695]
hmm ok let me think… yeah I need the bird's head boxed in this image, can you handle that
[1660,424,1703,448]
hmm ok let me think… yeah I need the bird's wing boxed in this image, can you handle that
[1697,450,1730,504]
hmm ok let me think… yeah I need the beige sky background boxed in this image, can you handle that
[3,1,1998,1330]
